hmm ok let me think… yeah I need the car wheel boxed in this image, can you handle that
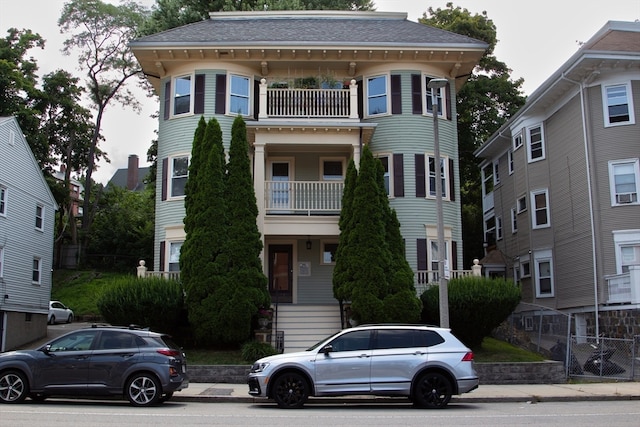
[48,315,55,325]
[0,370,29,404]
[272,372,309,409]
[126,373,161,407]
[413,372,452,409]
[66,314,73,323]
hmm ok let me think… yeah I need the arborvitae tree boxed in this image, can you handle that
[181,117,227,345]
[215,116,270,343]
[183,116,207,238]
[376,159,422,323]
[333,159,358,306]
[347,145,390,323]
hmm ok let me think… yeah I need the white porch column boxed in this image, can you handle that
[259,79,268,119]
[349,79,358,119]
[254,141,266,265]
[352,142,361,170]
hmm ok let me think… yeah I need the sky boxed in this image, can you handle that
[1,0,639,184]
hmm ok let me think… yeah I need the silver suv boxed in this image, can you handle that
[247,324,478,409]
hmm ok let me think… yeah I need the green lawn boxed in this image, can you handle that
[52,270,545,364]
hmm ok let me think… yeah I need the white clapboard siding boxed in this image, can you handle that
[271,304,342,353]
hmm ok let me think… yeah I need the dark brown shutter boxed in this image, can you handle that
[194,74,205,114]
[161,158,168,201]
[445,82,452,120]
[451,241,458,271]
[417,239,427,271]
[163,81,171,120]
[449,158,455,201]
[411,74,422,114]
[215,74,226,115]
[415,154,425,197]
[391,74,402,114]
[159,241,166,272]
[393,153,404,197]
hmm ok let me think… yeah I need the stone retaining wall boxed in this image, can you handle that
[188,361,566,385]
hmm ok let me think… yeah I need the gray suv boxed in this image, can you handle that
[0,325,188,406]
[248,324,478,409]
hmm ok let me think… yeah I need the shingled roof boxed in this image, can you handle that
[131,11,486,49]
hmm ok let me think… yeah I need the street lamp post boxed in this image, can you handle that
[427,78,449,328]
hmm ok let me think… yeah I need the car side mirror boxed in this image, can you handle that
[41,344,53,355]
[321,344,333,354]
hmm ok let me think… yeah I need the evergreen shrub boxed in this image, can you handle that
[97,277,184,337]
[421,276,521,348]
[241,340,278,362]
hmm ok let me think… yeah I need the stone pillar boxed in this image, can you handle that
[472,259,482,277]
[137,260,147,278]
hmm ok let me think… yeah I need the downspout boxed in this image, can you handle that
[561,72,600,338]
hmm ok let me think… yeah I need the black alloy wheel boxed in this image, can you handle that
[272,372,309,409]
[413,372,453,409]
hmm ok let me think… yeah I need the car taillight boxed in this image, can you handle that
[157,349,181,357]
[461,351,474,362]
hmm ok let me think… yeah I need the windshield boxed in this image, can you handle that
[305,330,342,351]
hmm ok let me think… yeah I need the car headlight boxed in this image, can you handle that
[250,362,270,373]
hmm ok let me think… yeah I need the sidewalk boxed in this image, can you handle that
[173,381,640,404]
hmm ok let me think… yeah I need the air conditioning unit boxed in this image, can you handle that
[616,193,636,204]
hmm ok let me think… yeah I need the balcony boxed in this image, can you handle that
[265,181,343,215]
[258,79,359,120]
[606,266,640,304]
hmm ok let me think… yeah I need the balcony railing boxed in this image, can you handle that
[414,270,475,296]
[606,267,640,304]
[265,180,343,215]
[258,79,359,120]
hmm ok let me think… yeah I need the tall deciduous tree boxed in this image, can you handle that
[0,28,46,162]
[141,0,373,35]
[58,0,149,263]
[419,3,526,266]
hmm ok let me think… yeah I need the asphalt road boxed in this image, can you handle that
[1,400,640,427]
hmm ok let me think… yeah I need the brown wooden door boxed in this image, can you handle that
[269,244,293,303]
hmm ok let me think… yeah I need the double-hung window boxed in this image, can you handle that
[534,250,554,297]
[35,204,44,231]
[428,156,448,198]
[229,74,250,115]
[378,155,391,195]
[513,131,523,150]
[32,257,42,284]
[168,241,183,271]
[173,75,192,115]
[0,185,6,216]
[322,242,338,265]
[508,150,515,175]
[531,189,550,228]
[170,156,189,198]
[511,207,518,234]
[425,76,445,116]
[603,83,635,126]
[366,75,388,116]
[482,164,494,195]
[609,159,639,205]
[527,124,545,162]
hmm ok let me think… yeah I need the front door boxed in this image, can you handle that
[269,244,293,303]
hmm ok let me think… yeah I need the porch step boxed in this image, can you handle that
[271,304,342,353]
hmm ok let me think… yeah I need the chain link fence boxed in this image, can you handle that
[568,335,638,380]
[496,303,639,380]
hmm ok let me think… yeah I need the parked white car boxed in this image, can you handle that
[48,301,74,324]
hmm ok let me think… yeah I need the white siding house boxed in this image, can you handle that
[0,117,57,351]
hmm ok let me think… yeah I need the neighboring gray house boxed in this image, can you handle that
[475,21,640,339]
[0,117,57,351]
[130,11,487,351]
[108,154,150,191]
